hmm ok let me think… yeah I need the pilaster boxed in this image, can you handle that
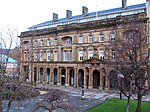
[50,67,54,85]
[88,68,92,89]
[57,67,61,85]
[65,67,69,86]
[74,67,77,87]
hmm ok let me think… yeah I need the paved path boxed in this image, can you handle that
[2,84,150,112]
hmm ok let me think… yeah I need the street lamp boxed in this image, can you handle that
[81,85,85,100]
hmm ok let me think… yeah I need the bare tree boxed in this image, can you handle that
[0,27,40,112]
[113,20,150,112]
[33,89,76,112]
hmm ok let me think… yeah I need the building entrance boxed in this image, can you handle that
[93,70,100,88]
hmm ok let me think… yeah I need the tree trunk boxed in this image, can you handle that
[135,95,142,112]
[0,83,3,112]
[126,95,130,112]
[6,97,13,112]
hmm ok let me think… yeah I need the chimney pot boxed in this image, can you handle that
[66,10,72,18]
[82,6,88,15]
[53,13,58,21]
[122,0,127,8]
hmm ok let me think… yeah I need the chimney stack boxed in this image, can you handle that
[122,0,127,8]
[66,10,72,18]
[53,13,58,21]
[82,6,88,15]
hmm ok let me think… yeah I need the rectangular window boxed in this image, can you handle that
[79,36,83,43]
[54,39,57,45]
[88,35,93,43]
[99,34,104,42]
[47,51,51,61]
[54,51,58,61]
[63,50,72,61]
[99,50,104,60]
[40,52,44,61]
[88,50,93,59]
[79,50,84,61]
[34,52,37,61]
[110,33,116,41]
[40,40,43,46]
[34,40,38,47]
[47,39,51,46]
[111,50,116,61]
[64,50,69,61]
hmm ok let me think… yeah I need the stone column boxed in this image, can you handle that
[29,65,32,82]
[37,67,40,83]
[59,68,62,86]
[65,67,69,86]
[76,68,79,87]
[88,68,92,89]
[100,75,104,91]
[43,67,47,84]
[57,67,61,85]
[105,71,110,92]
[74,68,77,87]
[84,68,87,88]
[38,67,41,83]
[50,67,53,85]
[31,65,34,83]
[36,67,39,84]
[68,68,71,86]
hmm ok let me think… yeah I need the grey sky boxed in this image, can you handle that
[0,0,146,33]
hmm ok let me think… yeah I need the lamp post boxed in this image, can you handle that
[81,85,85,100]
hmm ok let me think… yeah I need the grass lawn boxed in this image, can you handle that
[87,98,150,112]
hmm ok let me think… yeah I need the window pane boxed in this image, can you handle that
[79,50,83,61]
[88,36,93,43]
[99,50,104,60]
[79,36,83,43]
[47,51,51,61]
[54,52,58,61]
[88,50,93,59]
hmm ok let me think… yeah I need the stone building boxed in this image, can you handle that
[20,0,150,90]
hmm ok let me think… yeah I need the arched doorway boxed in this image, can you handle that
[78,69,84,87]
[54,68,58,85]
[47,68,50,84]
[69,69,74,86]
[93,70,100,89]
[110,70,118,89]
[40,68,43,83]
[61,68,66,85]
[34,67,37,83]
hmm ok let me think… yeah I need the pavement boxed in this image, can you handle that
[2,84,150,112]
